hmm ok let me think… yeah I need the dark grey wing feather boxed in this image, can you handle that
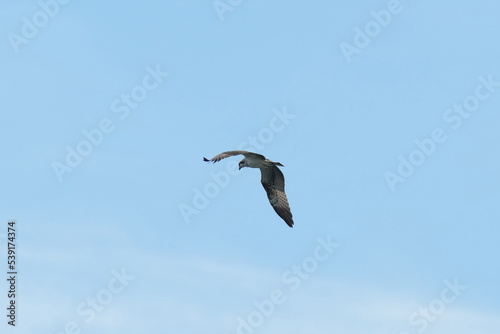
[260,165,294,227]
[203,150,265,163]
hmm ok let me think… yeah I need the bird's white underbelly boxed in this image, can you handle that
[245,157,264,168]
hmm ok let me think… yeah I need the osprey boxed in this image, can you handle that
[203,150,294,228]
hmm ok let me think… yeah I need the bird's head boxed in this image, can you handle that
[238,159,248,170]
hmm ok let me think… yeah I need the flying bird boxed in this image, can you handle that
[203,150,294,228]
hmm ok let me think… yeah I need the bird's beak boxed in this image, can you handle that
[238,165,242,170]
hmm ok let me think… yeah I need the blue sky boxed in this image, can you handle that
[1,0,500,333]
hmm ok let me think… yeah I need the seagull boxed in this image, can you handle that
[203,150,294,228]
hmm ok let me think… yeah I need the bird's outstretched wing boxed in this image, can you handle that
[260,165,294,228]
[203,150,265,163]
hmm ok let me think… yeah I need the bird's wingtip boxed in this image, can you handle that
[203,157,210,162]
